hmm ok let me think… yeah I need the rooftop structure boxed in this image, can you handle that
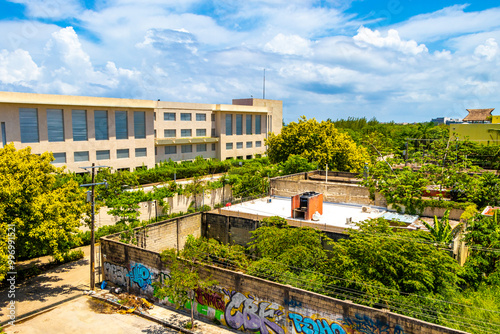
[0,92,282,172]
[463,108,494,123]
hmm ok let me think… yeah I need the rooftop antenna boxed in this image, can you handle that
[263,68,266,99]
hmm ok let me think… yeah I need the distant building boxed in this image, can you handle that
[463,108,494,123]
[431,117,463,125]
[0,92,283,172]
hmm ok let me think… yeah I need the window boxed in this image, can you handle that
[1,122,5,147]
[246,141,252,148]
[94,110,108,140]
[52,152,66,164]
[269,115,272,133]
[96,150,110,160]
[181,113,192,121]
[196,129,206,137]
[181,145,192,153]
[236,142,243,149]
[164,129,176,137]
[117,149,129,159]
[211,114,215,121]
[255,115,262,135]
[256,141,262,147]
[246,155,252,160]
[135,148,147,157]
[72,110,87,141]
[211,143,216,151]
[115,111,128,139]
[154,130,156,138]
[196,113,206,121]
[164,112,175,121]
[165,146,177,155]
[154,112,156,121]
[225,114,232,136]
[246,115,252,134]
[155,147,157,155]
[20,108,39,143]
[47,109,64,142]
[226,143,233,150]
[181,129,192,137]
[211,128,216,137]
[74,151,89,162]
[236,114,242,135]
[134,111,146,139]
[196,144,207,152]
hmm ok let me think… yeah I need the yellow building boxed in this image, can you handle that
[0,92,282,172]
[450,123,500,144]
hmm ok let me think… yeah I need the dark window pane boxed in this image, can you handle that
[181,113,192,121]
[246,115,252,134]
[134,111,146,139]
[196,144,206,152]
[74,151,89,162]
[117,149,129,159]
[115,111,128,139]
[196,113,206,121]
[47,109,65,142]
[135,148,147,157]
[164,129,176,137]
[196,129,206,137]
[96,150,110,160]
[72,110,88,141]
[181,129,191,137]
[165,146,177,154]
[181,145,192,153]
[95,110,109,140]
[236,114,242,135]
[164,113,175,121]
[226,114,232,136]
[52,152,66,164]
[20,108,39,143]
[255,115,261,135]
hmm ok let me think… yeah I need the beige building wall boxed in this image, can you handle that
[0,92,283,171]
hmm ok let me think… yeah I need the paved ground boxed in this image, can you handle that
[4,296,180,334]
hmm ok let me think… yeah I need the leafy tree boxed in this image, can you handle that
[266,116,370,172]
[0,144,88,280]
[153,236,217,327]
[278,155,318,175]
[462,211,500,288]
[422,210,461,246]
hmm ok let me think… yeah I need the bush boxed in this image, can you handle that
[56,249,85,264]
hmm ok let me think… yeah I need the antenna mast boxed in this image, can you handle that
[263,68,266,99]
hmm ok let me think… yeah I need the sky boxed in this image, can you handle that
[0,1,499,123]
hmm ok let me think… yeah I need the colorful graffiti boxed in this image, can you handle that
[289,313,346,334]
[126,263,152,290]
[103,263,128,287]
[344,314,405,334]
[224,291,285,334]
[195,287,225,311]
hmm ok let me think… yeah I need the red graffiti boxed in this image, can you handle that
[195,287,225,311]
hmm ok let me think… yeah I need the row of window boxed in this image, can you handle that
[20,108,146,143]
[226,141,262,150]
[51,148,147,164]
[158,143,216,155]
[226,114,261,136]
[163,129,207,137]
[163,113,211,122]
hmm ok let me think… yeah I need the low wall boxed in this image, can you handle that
[101,229,467,334]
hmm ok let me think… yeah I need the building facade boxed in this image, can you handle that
[0,92,282,172]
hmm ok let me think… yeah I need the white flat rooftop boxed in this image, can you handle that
[222,196,388,230]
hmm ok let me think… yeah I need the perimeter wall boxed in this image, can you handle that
[101,215,467,334]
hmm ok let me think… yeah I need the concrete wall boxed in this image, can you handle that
[450,123,500,144]
[270,173,387,207]
[101,226,467,334]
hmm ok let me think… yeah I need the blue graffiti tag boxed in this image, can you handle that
[224,291,285,334]
[344,314,405,334]
[126,263,152,290]
[289,312,347,334]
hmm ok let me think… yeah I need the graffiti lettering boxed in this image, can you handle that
[289,313,346,334]
[103,263,128,287]
[344,314,405,334]
[285,298,302,308]
[224,291,284,334]
[195,287,225,311]
[127,263,153,290]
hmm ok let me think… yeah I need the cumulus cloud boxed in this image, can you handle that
[474,38,499,61]
[0,49,41,85]
[353,26,428,55]
[264,34,313,56]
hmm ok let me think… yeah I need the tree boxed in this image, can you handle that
[266,116,370,172]
[0,144,88,280]
[421,210,461,246]
[153,236,217,328]
[278,154,318,175]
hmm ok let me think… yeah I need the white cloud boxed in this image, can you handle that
[474,38,499,61]
[8,0,83,19]
[264,34,313,56]
[353,26,428,55]
[0,49,41,85]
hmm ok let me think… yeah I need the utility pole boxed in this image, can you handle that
[80,163,108,291]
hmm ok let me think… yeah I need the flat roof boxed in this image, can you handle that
[222,196,390,230]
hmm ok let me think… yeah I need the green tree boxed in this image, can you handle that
[278,155,318,175]
[153,237,217,328]
[422,210,461,246]
[266,116,370,172]
[0,145,88,280]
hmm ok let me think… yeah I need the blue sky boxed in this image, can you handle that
[0,0,499,123]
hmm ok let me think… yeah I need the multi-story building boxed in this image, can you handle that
[0,92,282,172]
